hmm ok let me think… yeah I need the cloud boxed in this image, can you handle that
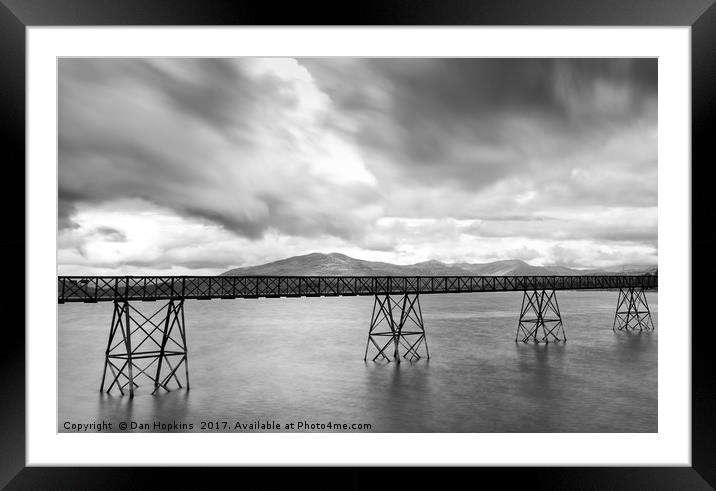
[57,200,392,275]
[547,243,657,269]
[93,226,127,242]
[305,58,657,208]
[59,58,382,241]
[461,207,657,243]
[58,58,657,273]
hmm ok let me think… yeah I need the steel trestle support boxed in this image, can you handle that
[364,294,429,362]
[515,289,566,343]
[100,299,190,397]
[613,287,655,332]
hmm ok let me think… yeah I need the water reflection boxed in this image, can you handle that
[612,329,657,364]
[513,342,568,415]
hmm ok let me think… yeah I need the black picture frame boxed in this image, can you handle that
[2,0,713,488]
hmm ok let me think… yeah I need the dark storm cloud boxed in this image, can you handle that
[304,58,657,203]
[60,58,285,138]
[58,58,381,240]
[314,58,656,127]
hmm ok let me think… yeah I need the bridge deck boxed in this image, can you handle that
[58,275,657,303]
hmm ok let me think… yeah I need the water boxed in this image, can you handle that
[58,291,657,432]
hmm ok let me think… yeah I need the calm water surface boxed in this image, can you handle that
[58,291,657,432]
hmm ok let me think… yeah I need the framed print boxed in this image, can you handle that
[3,0,714,487]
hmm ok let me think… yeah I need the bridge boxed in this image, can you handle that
[58,274,657,398]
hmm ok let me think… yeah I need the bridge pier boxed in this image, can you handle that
[100,299,190,397]
[364,293,429,362]
[515,289,566,343]
[613,287,655,332]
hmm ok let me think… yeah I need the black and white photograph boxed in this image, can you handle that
[57,57,658,434]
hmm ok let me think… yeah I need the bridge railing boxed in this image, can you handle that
[58,274,657,303]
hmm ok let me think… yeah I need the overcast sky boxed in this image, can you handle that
[58,58,657,275]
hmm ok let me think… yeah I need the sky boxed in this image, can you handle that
[58,58,657,275]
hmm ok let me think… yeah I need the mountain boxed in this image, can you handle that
[221,253,657,276]
[221,252,469,276]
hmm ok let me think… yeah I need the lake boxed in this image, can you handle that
[58,290,657,432]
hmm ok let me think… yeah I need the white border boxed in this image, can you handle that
[27,27,690,466]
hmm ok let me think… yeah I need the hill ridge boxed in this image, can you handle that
[221,252,657,277]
